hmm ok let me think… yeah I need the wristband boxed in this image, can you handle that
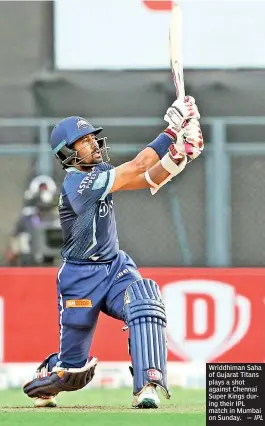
[147,133,173,159]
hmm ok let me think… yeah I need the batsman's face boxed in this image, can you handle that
[73,134,102,164]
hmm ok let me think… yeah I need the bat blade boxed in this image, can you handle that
[169,2,185,101]
[169,3,196,161]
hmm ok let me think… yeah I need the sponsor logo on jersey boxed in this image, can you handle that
[99,199,114,218]
[116,268,130,280]
[66,299,92,308]
[78,172,97,195]
[115,266,139,280]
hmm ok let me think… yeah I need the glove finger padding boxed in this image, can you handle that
[23,356,97,398]
[185,95,195,105]
[164,97,200,135]
[183,118,204,159]
[184,119,203,145]
[185,145,202,160]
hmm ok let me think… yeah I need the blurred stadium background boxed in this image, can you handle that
[0,0,265,423]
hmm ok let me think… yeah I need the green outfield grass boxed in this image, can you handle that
[0,387,206,426]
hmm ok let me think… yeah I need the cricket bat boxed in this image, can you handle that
[169,2,195,158]
[169,2,185,101]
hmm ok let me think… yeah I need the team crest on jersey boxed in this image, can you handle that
[77,119,90,130]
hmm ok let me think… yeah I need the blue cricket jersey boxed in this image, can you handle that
[58,163,119,262]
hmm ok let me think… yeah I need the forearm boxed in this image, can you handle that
[110,147,160,193]
[111,135,179,193]
[123,133,174,182]
[118,163,171,191]
[147,151,185,186]
[145,146,187,195]
[115,134,172,181]
[133,146,160,169]
[119,153,185,191]
[147,162,172,185]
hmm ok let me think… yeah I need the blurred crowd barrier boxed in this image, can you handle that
[0,117,265,267]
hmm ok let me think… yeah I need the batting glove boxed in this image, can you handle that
[164,96,200,133]
[166,118,204,161]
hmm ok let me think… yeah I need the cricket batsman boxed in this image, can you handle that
[23,96,203,409]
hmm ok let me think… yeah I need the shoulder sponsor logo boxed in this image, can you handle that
[66,299,92,308]
[78,172,97,195]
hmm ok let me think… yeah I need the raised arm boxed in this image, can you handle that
[116,96,204,192]
[110,141,188,196]
[118,150,186,191]
[109,147,159,193]
[110,96,201,193]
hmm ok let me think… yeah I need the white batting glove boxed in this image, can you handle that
[164,96,200,132]
[171,118,204,160]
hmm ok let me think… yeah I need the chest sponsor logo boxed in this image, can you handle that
[99,200,113,218]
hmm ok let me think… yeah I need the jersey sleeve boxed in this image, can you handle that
[66,168,115,215]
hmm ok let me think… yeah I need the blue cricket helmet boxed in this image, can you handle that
[50,116,109,167]
[50,116,103,154]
